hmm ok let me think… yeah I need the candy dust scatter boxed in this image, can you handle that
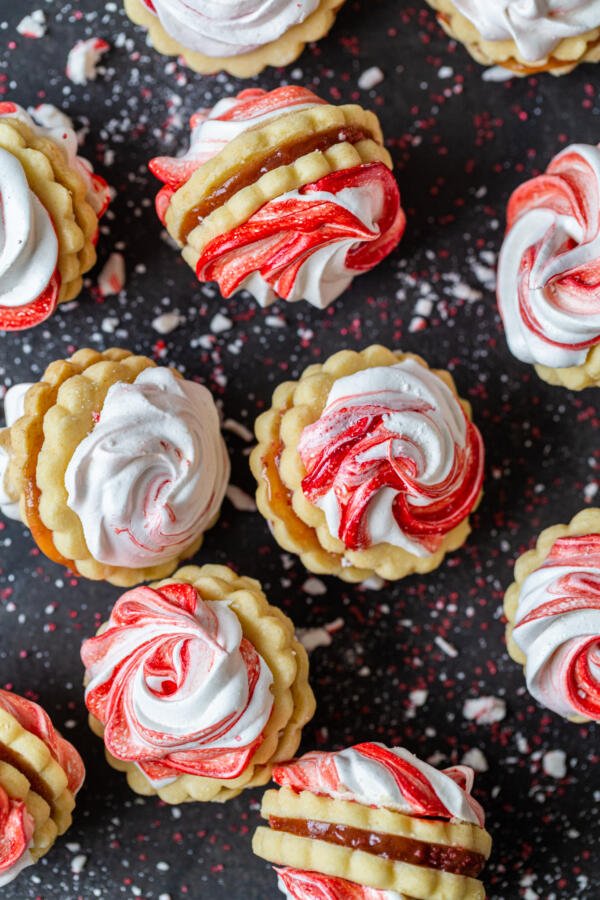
[296,618,345,652]
[66,38,110,85]
[543,750,567,779]
[16,10,46,39]
[97,252,125,297]
[463,696,507,724]
[358,66,384,90]
[226,485,256,513]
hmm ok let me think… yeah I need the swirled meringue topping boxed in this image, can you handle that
[81,581,274,783]
[497,143,600,370]
[141,0,321,57]
[0,689,85,795]
[64,367,230,569]
[273,742,485,826]
[298,360,484,555]
[453,1,600,62]
[276,869,407,900]
[0,382,34,521]
[0,785,34,888]
[0,102,110,218]
[0,148,59,313]
[512,533,600,720]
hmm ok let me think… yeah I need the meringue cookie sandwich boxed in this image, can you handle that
[0,689,85,887]
[504,507,600,723]
[0,348,229,586]
[253,742,492,900]
[426,1,600,76]
[498,143,600,390]
[250,346,485,583]
[150,86,406,311]
[81,564,315,803]
[0,102,110,331]
[124,0,346,77]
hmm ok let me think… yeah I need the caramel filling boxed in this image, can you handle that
[180,125,372,241]
[269,816,486,878]
[22,432,74,570]
[261,437,318,549]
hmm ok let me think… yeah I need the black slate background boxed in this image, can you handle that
[0,2,598,899]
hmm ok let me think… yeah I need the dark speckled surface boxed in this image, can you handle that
[0,1,598,898]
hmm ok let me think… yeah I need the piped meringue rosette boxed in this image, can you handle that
[150,86,405,311]
[0,102,110,331]
[80,564,315,803]
[504,507,600,722]
[0,689,85,886]
[0,348,230,586]
[250,346,484,583]
[124,0,345,77]
[497,143,600,389]
[425,0,600,75]
[253,742,492,900]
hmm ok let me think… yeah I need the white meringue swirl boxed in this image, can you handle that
[64,367,230,568]
[145,0,321,57]
[453,1,600,62]
[0,148,58,312]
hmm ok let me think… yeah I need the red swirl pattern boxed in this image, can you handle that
[0,785,34,878]
[81,582,270,782]
[273,742,482,823]
[514,533,600,720]
[194,163,405,301]
[298,376,484,552]
[0,690,85,795]
[276,868,395,900]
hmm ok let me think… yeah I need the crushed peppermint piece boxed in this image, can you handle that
[66,38,110,85]
[98,253,125,297]
[463,696,506,725]
[358,67,385,90]
[461,748,489,772]
[409,689,428,707]
[296,618,344,652]
[151,312,184,335]
[543,750,567,779]
[226,485,256,512]
[17,10,47,39]
[302,576,327,596]
[434,635,458,658]
[210,313,233,333]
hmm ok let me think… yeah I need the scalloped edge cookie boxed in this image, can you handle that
[0,118,99,305]
[534,343,600,390]
[125,0,346,77]
[252,828,486,900]
[250,345,482,583]
[425,0,600,76]
[503,506,600,723]
[86,564,315,803]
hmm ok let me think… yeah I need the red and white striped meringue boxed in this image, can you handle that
[276,868,407,900]
[273,742,485,826]
[512,533,600,721]
[298,360,484,555]
[0,785,35,888]
[497,143,600,370]
[81,582,275,785]
[0,690,85,796]
[150,87,405,310]
[139,0,321,57]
